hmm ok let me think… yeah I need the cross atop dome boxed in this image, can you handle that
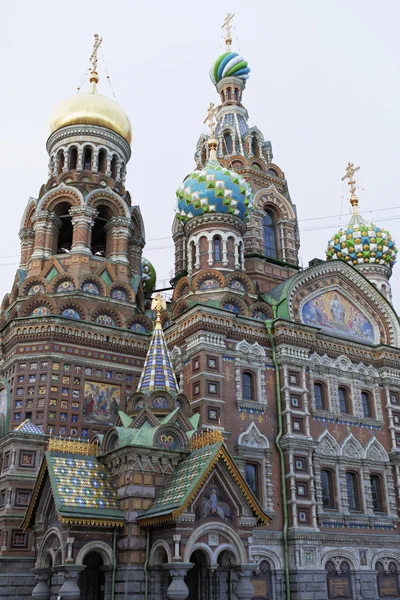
[222,12,235,51]
[342,162,360,214]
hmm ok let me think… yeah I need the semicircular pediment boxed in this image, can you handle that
[301,289,377,344]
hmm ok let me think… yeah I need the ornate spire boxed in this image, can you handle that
[342,162,360,214]
[137,294,179,395]
[203,102,218,160]
[222,12,235,51]
[89,33,103,89]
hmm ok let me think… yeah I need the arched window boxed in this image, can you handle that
[338,387,350,414]
[234,88,239,101]
[262,210,276,258]
[346,471,360,511]
[54,202,73,254]
[314,383,325,410]
[370,474,384,512]
[213,237,221,262]
[91,205,113,256]
[83,147,92,170]
[227,87,232,100]
[69,147,78,170]
[57,150,64,173]
[242,372,254,401]
[110,156,117,179]
[223,132,233,154]
[361,391,372,418]
[320,469,335,509]
[251,136,258,157]
[97,149,107,174]
[190,241,196,272]
[245,463,259,498]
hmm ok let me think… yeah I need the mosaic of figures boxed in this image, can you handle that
[83,381,120,425]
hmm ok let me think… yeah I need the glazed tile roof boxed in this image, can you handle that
[137,322,178,395]
[23,451,124,529]
[14,419,44,435]
[138,442,270,526]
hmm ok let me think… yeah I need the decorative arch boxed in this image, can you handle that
[37,527,65,568]
[37,184,84,212]
[249,547,282,570]
[221,295,248,316]
[20,277,48,298]
[86,188,130,219]
[90,305,124,328]
[250,302,273,321]
[173,276,191,300]
[192,269,225,291]
[226,271,255,294]
[236,340,266,358]
[108,282,134,303]
[253,185,296,221]
[153,424,188,451]
[20,294,56,318]
[238,422,269,449]
[320,549,358,570]
[149,540,172,565]
[20,198,37,230]
[372,552,400,570]
[365,437,389,463]
[172,300,189,319]
[80,275,107,296]
[130,205,146,244]
[49,273,78,294]
[75,541,113,567]
[184,522,247,565]
[315,430,341,457]
[127,315,152,333]
[58,299,86,321]
[341,433,364,460]
[0,294,9,312]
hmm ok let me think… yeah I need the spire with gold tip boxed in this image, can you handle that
[49,34,132,144]
[136,295,179,395]
[327,163,397,268]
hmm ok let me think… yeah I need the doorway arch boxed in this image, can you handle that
[187,549,210,600]
[78,551,105,600]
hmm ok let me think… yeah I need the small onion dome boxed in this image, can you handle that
[210,51,250,85]
[326,213,398,269]
[175,158,254,223]
[141,258,157,293]
[49,72,132,144]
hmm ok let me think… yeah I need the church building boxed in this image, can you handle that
[0,18,400,600]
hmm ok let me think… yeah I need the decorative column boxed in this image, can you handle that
[222,238,228,266]
[234,564,255,600]
[57,565,85,600]
[194,240,201,270]
[77,148,83,171]
[187,243,193,276]
[31,568,51,600]
[31,211,55,259]
[105,155,112,177]
[92,149,99,173]
[70,207,97,255]
[363,466,374,515]
[173,535,182,561]
[240,242,245,270]
[63,150,70,173]
[129,235,144,273]
[66,537,75,563]
[207,238,213,266]
[105,217,132,264]
[164,563,193,600]
[234,241,240,270]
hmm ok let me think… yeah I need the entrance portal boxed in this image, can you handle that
[187,550,209,600]
[79,551,105,600]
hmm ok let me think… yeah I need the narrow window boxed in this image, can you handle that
[339,387,349,414]
[234,88,239,102]
[58,151,64,173]
[98,149,107,173]
[224,132,233,154]
[245,463,259,497]
[110,156,117,179]
[251,136,258,157]
[83,147,92,170]
[362,391,372,418]
[263,210,276,258]
[227,87,232,100]
[314,383,324,410]
[69,147,78,170]
[346,472,360,511]
[370,474,384,512]
[242,372,254,401]
[213,237,221,262]
[320,469,334,509]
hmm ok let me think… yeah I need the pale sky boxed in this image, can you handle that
[1,1,400,308]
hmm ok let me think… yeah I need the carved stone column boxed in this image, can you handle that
[19,228,36,266]
[31,211,57,259]
[164,563,193,600]
[105,217,132,264]
[234,564,255,599]
[31,568,51,599]
[57,565,85,599]
[70,207,97,255]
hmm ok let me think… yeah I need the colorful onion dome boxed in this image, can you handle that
[326,213,398,269]
[141,258,157,293]
[210,52,250,85]
[175,158,254,223]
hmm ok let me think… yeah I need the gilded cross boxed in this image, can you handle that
[341,162,360,196]
[151,294,166,319]
[222,12,235,48]
[203,102,217,137]
[89,33,103,72]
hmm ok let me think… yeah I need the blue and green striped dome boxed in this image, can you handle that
[175,159,253,223]
[210,52,250,85]
[327,214,397,269]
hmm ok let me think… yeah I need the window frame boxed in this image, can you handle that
[320,468,335,510]
[242,371,255,402]
[361,390,373,418]
[245,462,260,499]
[338,386,351,414]
[370,473,384,513]
[346,471,361,512]
[262,209,277,259]
[314,382,326,410]
[213,236,222,262]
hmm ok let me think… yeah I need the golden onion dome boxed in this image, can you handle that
[48,72,132,144]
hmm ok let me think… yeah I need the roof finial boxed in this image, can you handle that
[342,162,360,214]
[151,293,166,330]
[89,33,103,89]
[204,102,218,160]
[222,13,235,51]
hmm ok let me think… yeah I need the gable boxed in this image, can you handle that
[283,260,400,346]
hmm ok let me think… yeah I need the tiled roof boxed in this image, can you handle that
[137,322,178,395]
[14,419,44,435]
